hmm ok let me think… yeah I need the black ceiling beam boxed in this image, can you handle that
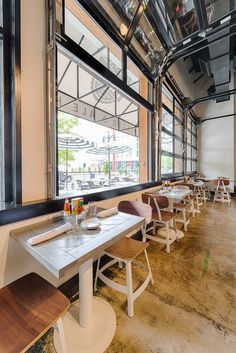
[171,9,236,55]
[125,2,145,46]
[164,27,236,74]
[189,88,236,109]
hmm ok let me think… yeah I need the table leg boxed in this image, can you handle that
[54,258,116,353]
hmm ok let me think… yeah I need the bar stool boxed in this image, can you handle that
[213,178,231,205]
[142,193,178,253]
[94,200,153,318]
[0,272,70,353]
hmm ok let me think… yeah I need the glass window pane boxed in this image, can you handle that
[175,158,183,173]
[205,0,236,24]
[130,12,165,74]
[153,0,199,43]
[187,145,191,159]
[64,1,122,77]
[187,116,192,130]
[192,135,197,148]
[192,123,197,136]
[162,109,173,132]
[174,119,182,137]
[162,86,173,111]
[95,0,139,35]
[162,132,173,153]
[161,155,173,174]
[187,130,191,144]
[175,100,182,120]
[192,147,197,160]
[175,139,183,156]
[187,160,191,173]
[192,160,197,172]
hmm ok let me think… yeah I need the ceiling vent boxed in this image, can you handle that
[199,59,211,76]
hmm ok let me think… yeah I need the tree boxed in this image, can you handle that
[58,112,80,168]
[58,112,79,133]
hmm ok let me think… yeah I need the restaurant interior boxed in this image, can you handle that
[0,0,236,352]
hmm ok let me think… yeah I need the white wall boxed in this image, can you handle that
[21,0,47,203]
[197,70,235,183]
[198,117,234,180]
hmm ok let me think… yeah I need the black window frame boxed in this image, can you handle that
[161,85,184,178]
[2,0,22,204]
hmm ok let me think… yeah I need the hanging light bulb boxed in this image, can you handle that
[120,23,128,36]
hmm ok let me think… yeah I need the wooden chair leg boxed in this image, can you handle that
[166,223,170,254]
[56,317,69,353]
[183,209,187,231]
[144,249,154,285]
[126,261,134,318]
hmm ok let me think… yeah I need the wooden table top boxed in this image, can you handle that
[11,213,144,279]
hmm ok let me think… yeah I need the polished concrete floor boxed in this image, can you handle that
[101,199,236,353]
[29,199,236,352]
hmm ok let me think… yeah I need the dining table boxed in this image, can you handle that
[11,211,144,353]
[156,187,192,239]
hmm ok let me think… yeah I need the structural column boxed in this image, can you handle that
[139,77,149,182]
[183,108,188,175]
[156,77,163,181]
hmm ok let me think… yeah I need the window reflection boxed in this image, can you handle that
[205,0,236,24]
[151,0,198,43]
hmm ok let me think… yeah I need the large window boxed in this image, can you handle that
[161,85,183,176]
[56,48,147,196]
[187,115,197,174]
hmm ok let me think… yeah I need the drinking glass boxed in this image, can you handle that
[88,201,97,218]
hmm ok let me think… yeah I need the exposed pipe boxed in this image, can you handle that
[201,113,236,123]
[164,29,236,74]
[189,87,236,108]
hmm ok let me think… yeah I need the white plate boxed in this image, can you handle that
[81,218,101,230]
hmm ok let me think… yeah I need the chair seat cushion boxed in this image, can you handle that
[173,202,190,210]
[105,237,148,261]
[152,210,176,222]
[0,273,70,353]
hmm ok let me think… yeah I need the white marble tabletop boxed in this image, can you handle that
[157,188,192,201]
[11,213,144,279]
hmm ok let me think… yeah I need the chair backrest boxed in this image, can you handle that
[142,193,169,209]
[118,200,152,225]
[186,183,194,190]
[141,193,156,210]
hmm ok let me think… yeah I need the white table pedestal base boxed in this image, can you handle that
[54,297,116,353]
[158,228,185,239]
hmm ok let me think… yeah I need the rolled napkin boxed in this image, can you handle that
[97,207,119,218]
[27,223,70,245]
